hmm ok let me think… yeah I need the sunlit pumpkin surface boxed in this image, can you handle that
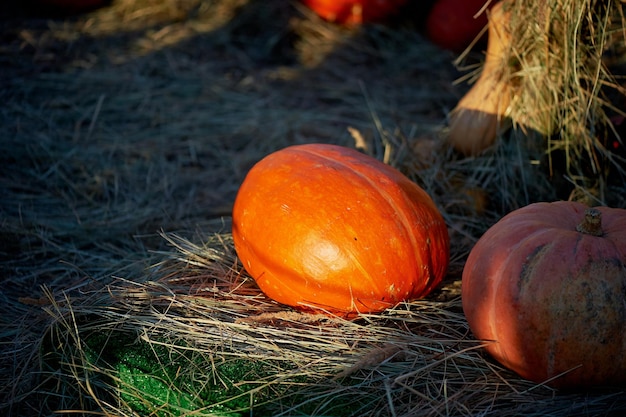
[462,201,626,389]
[232,143,449,316]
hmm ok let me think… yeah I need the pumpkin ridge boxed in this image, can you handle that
[292,147,404,297]
[294,146,429,295]
[342,168,434,294]
[314,152,417,301]
[483,226,556,367]
[517,242,550,290]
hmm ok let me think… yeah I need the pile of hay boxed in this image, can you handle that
[504,0,626,202]
[24,233,626,416]
[1,0,625,416]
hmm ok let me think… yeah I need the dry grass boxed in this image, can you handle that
[29,234,626,416]
[1,0,626,416]
[504,0,626,201]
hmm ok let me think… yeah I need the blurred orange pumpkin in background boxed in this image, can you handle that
[301,0,409,25]
[232,143,450,316]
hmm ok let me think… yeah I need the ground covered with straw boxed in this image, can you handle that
[1,0,626,416]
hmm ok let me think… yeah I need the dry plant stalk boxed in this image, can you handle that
[447,1,514,155]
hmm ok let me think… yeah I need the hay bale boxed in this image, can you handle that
[449,0,626,201]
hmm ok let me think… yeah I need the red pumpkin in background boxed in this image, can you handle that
[426,0,498,52]
[302,0,408,25]
[232,144,450,316]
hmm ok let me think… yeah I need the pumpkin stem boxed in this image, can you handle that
[576,208,603,237]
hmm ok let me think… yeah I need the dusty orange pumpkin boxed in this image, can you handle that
[232,143,449,316]
[462,201,626,389]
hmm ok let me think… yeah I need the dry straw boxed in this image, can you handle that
[33,233,626,416]
[502,0,626,201]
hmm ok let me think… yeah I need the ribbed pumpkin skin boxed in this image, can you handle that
[462,201,626,389]
[232,144,449,316]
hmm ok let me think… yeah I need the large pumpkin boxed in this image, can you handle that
[462,201,626,389]
[232,143,449,316]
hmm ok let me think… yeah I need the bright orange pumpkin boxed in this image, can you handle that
[301,0,408,25]
[462,201,626,389]
[232,143,449,316]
